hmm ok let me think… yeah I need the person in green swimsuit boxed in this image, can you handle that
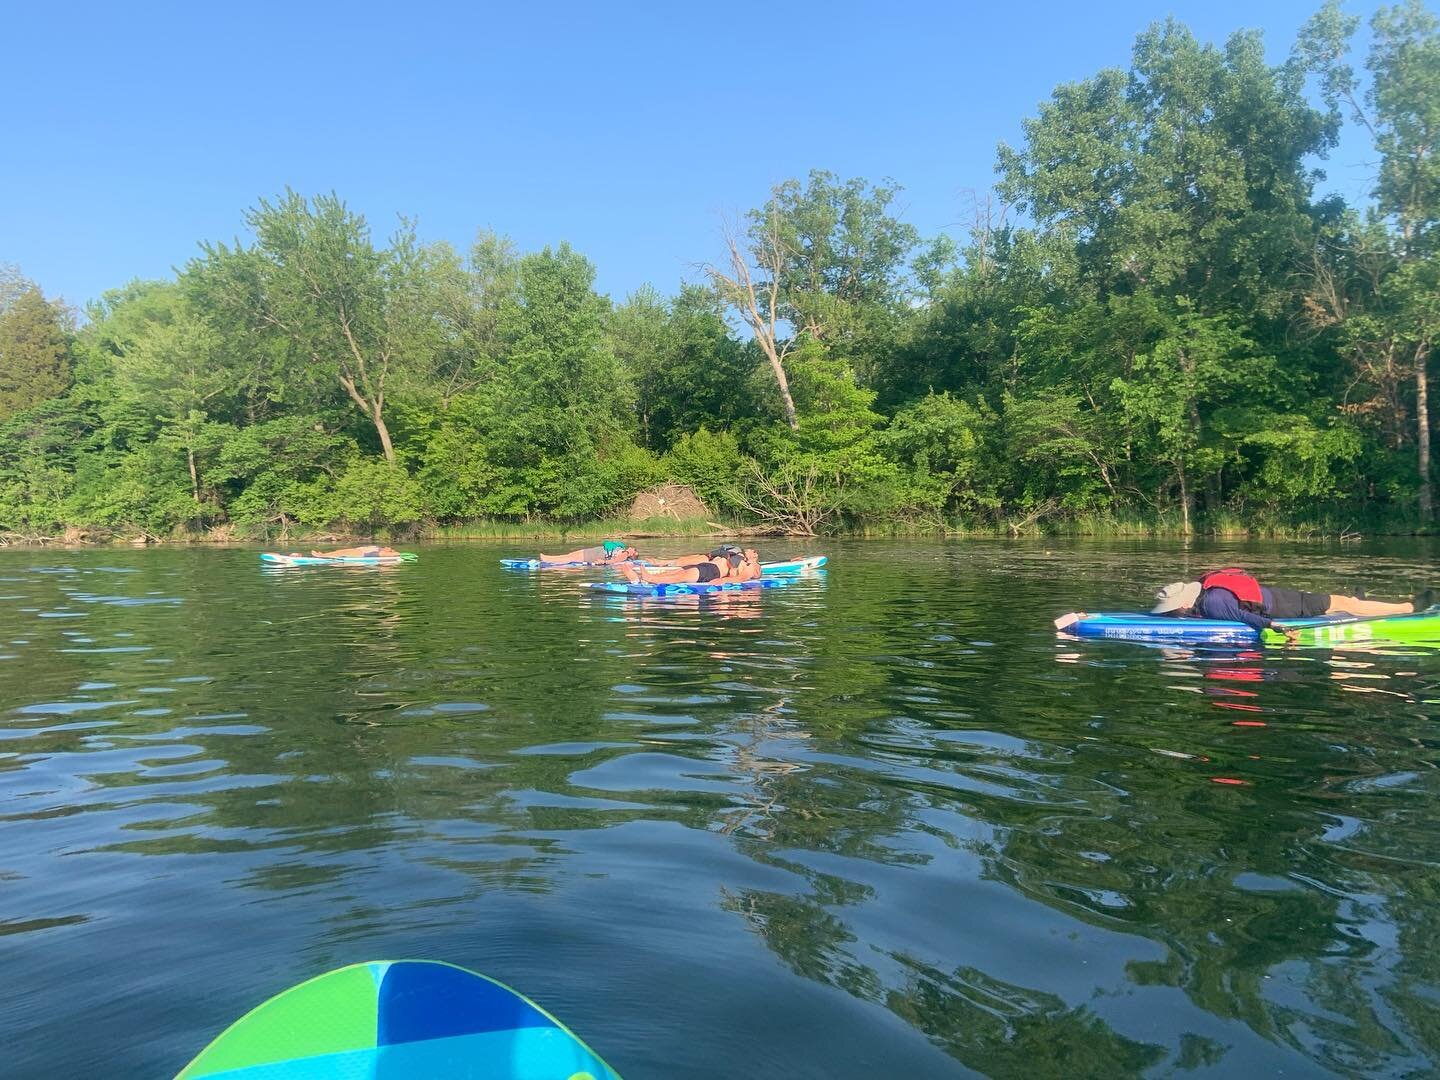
[537,540,638,564]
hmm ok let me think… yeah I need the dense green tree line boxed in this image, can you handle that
[1,2,1436,539]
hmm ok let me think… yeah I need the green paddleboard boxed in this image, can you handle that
[1261,607,1440,647]
[178,960,621,1079]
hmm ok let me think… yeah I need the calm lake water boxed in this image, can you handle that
[2,539,1439,1077]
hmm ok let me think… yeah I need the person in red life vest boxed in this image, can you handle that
[1152,569,1434,643]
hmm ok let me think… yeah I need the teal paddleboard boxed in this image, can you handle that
[178,960,621,1079]
[261,553,417,566]
[755,554,827,575]
[500,557,651,569]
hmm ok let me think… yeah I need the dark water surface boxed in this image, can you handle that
[2,540,1439,1078]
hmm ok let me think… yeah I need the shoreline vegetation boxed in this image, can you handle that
[2,5,1436,548]
[0,510,1378,548]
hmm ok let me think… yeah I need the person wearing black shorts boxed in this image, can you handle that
[618,548,761,586]
[1263,586,1333,619]
[1152,572,1433,642]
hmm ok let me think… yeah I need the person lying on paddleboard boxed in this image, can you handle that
[289,545,401,559]
[1151,569,1435,643]
[536,541,639,564]
[618,547,761,585]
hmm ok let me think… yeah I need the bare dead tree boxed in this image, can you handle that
[704,213,800,430]
[1005,499,1060,537]
[960,189,1012,281]
[725,459,842,536]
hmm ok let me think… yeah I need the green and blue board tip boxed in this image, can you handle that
[178,960,621,1079]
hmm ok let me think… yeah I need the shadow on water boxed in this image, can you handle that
[0,539,1438,1077]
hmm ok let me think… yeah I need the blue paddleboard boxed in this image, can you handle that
[1057,608,1440,645]
[505,555,826,574]
[587,578,788,597]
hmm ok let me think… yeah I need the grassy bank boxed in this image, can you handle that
[423,516,730,541]
[837,507,1396,541]
[0,509,1423,548]
[0,516,736,548]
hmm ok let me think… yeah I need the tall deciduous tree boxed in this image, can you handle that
[422,244,642,519]
[426,230,522,409]
[1112,308,1275,534]
[0,264,36,315]
[109,293,230,513]
[190,191,436,464]
[998,19,1334,314]
[608,284,673,448]
[707,173,920,431]
[706,210,801,430]
[760,171,919,348]
[1299,0,1440,518]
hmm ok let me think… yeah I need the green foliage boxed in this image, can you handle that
[882,392,994,514]
[1001,390,1114,511]
[492,245,629,454]
[615,283,763,450]
[664,427,747,514]
[0,396,91,532]
[1110,308,1277,523]
[0,287,72,424]
[308,459,424,535]
[1296,2,1439,519]
[187,191,445,463]
[736,345,907,526]
[1368,2,1440,248]
[412,244,648,522]
[66,443,199,535]
[1,8,1436,539]
[216,418,356,533]
[997,19,1333,315]
[1233,415,1363,506]
[758,170,920,349]
[878,228,1054,408]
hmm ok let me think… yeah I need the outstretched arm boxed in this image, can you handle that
[647,553,710,567]
[1202,589,1274,634]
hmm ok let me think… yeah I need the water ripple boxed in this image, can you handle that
[1,541,1439,1077]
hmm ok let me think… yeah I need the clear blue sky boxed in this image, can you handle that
[3,0,1380,311]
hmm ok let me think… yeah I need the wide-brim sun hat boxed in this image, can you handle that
[1152,581,1202,614]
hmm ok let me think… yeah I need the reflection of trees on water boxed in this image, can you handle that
[120,559,844,902]
[10,551,1440,1074]
[668,582,1163,1072]
[721,885,879,997]
[888,956,1178,1077]
[713,703,807,840]
[691,582,1440,1074]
